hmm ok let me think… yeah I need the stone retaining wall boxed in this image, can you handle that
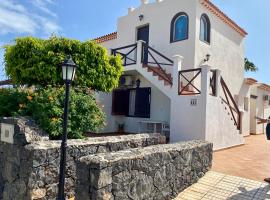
[0,117,166,200]
[76,140,213,200]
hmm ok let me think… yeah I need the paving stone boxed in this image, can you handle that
[175,171,270,200]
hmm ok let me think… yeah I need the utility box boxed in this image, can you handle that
[0,123,14,144]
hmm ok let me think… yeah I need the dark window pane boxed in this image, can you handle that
[135,88,151,118]
[112,90,129,115]
[200,15,210,43]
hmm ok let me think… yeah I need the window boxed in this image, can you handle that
[200,14,211,43]
[112,88,151,118]
[171,12,189,42]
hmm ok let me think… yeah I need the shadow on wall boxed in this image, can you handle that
[228,185,270,200]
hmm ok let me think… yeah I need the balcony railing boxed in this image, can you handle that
[111,43,137,66]
[178,68,202,95]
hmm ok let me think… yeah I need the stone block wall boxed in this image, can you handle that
[0,117,166,200]
[76,140,213,200]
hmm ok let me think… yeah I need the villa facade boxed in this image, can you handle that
[94,0,268,150]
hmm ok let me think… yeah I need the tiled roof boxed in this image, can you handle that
[245,78,258,85]
[94,32,117,44]
[258,84,270,92]
[0,79,12,86]
[201,0,247,37]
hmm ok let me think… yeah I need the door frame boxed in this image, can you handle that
[136,24,150,64]
[136,24,150,43]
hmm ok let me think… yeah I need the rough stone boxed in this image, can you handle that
[76,140,213,200]
[0,117,165,200]
[32,188,46,199]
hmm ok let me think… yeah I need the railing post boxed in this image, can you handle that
[172,55,184,93]
[201,65,211,96]
[215,69,221,97]
[136,40,144,65]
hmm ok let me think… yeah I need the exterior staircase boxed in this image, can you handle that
[143,65,172,86]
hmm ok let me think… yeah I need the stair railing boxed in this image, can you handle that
[111,43,137,66]
[141,42,173,84]
[209,70,217,96]
[220,77,241,130]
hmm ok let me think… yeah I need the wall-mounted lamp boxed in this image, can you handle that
[139,14,144,21]
[204,54,211,62]
[136,79,141,88]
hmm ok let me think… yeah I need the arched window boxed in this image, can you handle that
[170,12,189,42]
[200,14,211,43]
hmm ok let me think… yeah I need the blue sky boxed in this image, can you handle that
[0,0,269,84]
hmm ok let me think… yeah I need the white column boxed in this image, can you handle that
[215,69,221,97]
[136,40,144,65]
[172,55,184,94]
[240,111,244,134]
[200,65,211,96]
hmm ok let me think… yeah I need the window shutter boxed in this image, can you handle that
[112,90,129,115]
[134,88,151,118]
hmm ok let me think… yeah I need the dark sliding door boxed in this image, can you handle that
[112,88,151,118]
[137,25,149,64]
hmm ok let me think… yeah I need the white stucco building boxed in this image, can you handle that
[93,0,267,150]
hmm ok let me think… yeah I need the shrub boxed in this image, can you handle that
[0,88,29,117]
[4,36,123,92]
[0,87,106,139]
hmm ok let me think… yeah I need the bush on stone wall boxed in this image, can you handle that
[0,87,106,139]
[0,88,29,117]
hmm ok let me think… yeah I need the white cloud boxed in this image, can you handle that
[0,0,61,36]
[32,0,57,18]
[0,7,37,34]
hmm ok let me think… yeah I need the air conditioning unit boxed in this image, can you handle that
[119,76,134,87]
[264,95,270,101]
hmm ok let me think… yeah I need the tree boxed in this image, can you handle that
[4,36,123,92]
[2,36,124,139]
[245,58,258,72]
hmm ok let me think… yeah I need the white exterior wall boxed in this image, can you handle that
[117,0,197,69]
[96,0,247,149]
[98,39,118,53]
[238,83,251,136]
[97,75,171,133]
[248,85,270,135]
[255,88,270,134]
[205,95,244,150]
[195,2,245,96]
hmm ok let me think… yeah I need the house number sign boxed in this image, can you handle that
[0,123,14,144]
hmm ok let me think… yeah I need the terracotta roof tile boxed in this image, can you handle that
[93,32,117,44]
[258,83,270,92]
[245,78,258,85]
[0,79,12,86]
[201,0,247,37]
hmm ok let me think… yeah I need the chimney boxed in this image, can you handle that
[141,0,149,5]
[128,7,135,14]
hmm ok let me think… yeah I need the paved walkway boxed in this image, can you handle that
[176,171,270,200]
[212,134,270,182]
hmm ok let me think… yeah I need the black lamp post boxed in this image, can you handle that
[57,55,77,200]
